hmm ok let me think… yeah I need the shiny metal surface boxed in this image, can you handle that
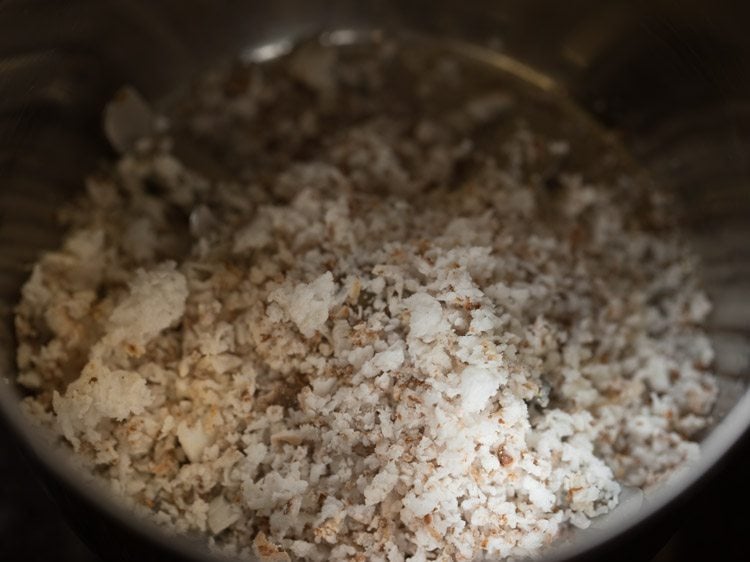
[1,1,749,561]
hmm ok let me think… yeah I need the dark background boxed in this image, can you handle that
[1,420,748,561]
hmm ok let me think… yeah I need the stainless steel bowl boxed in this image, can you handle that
[1,1,749,560]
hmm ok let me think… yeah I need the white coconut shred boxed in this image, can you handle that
[15,40,717,561]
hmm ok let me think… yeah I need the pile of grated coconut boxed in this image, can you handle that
[15,40,718,561]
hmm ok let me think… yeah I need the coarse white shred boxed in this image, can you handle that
[14,40,718,561]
